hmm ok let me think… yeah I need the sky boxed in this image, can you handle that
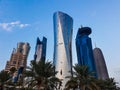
[0,0,120,84]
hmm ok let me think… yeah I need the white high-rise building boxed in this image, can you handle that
[53,11,73,90]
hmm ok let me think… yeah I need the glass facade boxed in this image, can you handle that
[53,11,73,89]
[76,27,97,77]
[34,37,47,62]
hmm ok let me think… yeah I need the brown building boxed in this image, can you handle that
[5,42,30,71]
[93,47,109,80]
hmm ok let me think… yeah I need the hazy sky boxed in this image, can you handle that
[0,0,120,84]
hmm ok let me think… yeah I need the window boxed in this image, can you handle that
[18,62,20,65]
[60,69,62,75]
[13,61,16,64]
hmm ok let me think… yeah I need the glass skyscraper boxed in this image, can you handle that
[53,11,73,89]
[34,37,47,62]
[76,27,97,77]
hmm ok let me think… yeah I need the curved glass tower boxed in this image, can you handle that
[76,27,97,77]
[53,11,73,89]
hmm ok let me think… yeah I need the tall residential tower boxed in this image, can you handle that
[53,11,73,89]
[93,47,109,79]
[76,27,97,77]
[5,42,30,71]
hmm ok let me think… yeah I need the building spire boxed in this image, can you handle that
[12,48,16,54]
[81,25,83,28]
[95,42,97,48]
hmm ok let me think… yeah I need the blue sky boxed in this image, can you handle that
[0,0,120,84]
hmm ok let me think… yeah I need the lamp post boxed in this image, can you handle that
[77,79,80,90]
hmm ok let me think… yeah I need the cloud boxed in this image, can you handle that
[19,24,29,28]
[0,21,30,31]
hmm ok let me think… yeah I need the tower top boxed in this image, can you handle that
[37,37,42,44]
[53,11,73,21]
[95,42,97,48]
[78,26,92,35]
[81,25,83,28]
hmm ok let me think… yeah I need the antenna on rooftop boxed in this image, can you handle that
[81,25,83,28]
[95,42,97,48]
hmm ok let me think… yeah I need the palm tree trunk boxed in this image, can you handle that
[38,85,40,90]
[37,83,42,90]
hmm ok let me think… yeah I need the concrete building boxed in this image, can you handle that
[34,37,47,62]
[53,11,73,89]
[5,42,30,71]
[76,26,97,77]
[93,47,109,80]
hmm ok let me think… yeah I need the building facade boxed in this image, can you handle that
[5,42,30,71]
[53,11,73,89]
[76,27,97,77]
[93,47,109,79]
[34,37,47,62]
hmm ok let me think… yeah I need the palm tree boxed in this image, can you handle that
[25,59,61,90]
[97,78,119,90]
[65,77,78,90]
[9,67,16,76]
[0,70,10,90]
[65,64,100,90]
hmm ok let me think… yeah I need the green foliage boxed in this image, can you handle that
[65,64,100,90]
[65,64,120,90]
[65,78,78,90]
[0,70,9,83]
[96,78,119,90]
[10,67,16,74]
[25,60,61,90]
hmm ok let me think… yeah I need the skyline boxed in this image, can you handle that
[0,0,120,84]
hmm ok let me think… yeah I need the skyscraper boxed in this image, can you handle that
[34,37,47,62]
[53,11,73,89]
[76,27,97,77]
[5,42,30,71]
[93,47,109,79]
